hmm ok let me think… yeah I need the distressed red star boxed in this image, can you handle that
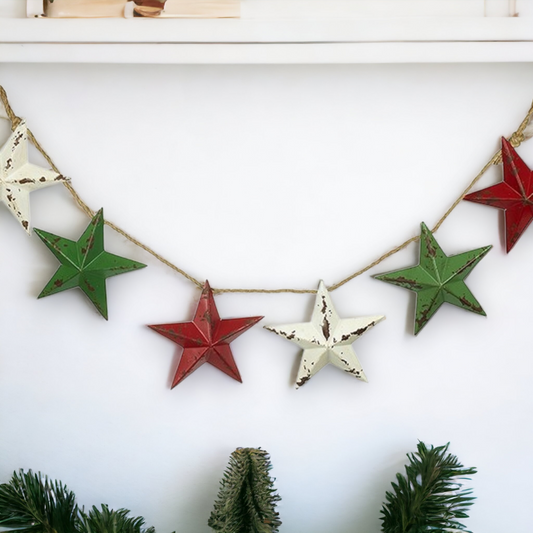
[148,281,263,388]
[464,137,533,253]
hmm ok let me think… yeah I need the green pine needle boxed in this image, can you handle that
[0,470,78,533]
[77,505,155,533]
[0,471,155,533]
[208,448,281,533]
[380,442,477,533]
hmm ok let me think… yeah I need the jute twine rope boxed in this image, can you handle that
[1,85,533,295]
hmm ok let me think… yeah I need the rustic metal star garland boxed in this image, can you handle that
[1,85,533,387]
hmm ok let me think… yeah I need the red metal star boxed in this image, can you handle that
[464,137,533,253]
[148,281,263,388]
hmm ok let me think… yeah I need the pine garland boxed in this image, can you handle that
[208,448,281,533]
[381,442,477,533]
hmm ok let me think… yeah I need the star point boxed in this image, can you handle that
[34,208,146,319]
[0,120,69,233]
[149,281,263,388]
[464,137,533,253]
[374,223,491,335]
[265,281,384,388]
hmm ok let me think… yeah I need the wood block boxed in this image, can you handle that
[143,0,240,18]
[44,0,128,18]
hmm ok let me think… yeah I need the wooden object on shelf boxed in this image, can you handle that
[139,0,239,18]
[43,0,240,19]
[44,0,127,18]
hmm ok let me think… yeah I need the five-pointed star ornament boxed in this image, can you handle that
[374,222,492,335]
[264,281,385,388]
[34,208,146,320]
[0,119,68,233]
[464,137,533,253]
[148,281,263,388]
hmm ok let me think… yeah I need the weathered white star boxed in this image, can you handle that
[265,281,385,388]
[0,120,68,233]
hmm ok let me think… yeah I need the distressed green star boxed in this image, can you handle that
[374,223,492,335]
[34,209,146,320]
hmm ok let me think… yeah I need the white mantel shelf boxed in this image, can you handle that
[1,17,533,64]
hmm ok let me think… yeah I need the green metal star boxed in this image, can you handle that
[34,209,146,320]
[374,223,492,335]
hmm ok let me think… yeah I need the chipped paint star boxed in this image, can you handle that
[464,137,533,253]
[1,120,68,233]
[148,281,263,388]
[264,281,384,388]
[374,222,491,335]
[34,208,146,319]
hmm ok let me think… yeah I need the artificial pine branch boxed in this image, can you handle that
[208,448,281,533]
[380,442,477,533]
[0,471,155,533]
[0,470,78,533]
[77,505,155,533]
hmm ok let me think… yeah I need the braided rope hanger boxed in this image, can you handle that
[1,85,533,295]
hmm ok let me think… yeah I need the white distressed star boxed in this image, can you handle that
[265,281,385,388]
[0,120,68,233]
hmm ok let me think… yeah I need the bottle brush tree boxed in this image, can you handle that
[381,442,477,533]
[208,448,281,533]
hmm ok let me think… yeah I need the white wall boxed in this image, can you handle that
[0,62,532,533]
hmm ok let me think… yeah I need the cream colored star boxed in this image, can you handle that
[0,120,68,233]
[265,281,385,388]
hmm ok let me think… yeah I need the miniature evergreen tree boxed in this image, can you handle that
[208,448,281,533]
[381,442,477,533]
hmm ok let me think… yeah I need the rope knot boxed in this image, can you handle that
[510,131,525,147]
[10,116,22,129]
